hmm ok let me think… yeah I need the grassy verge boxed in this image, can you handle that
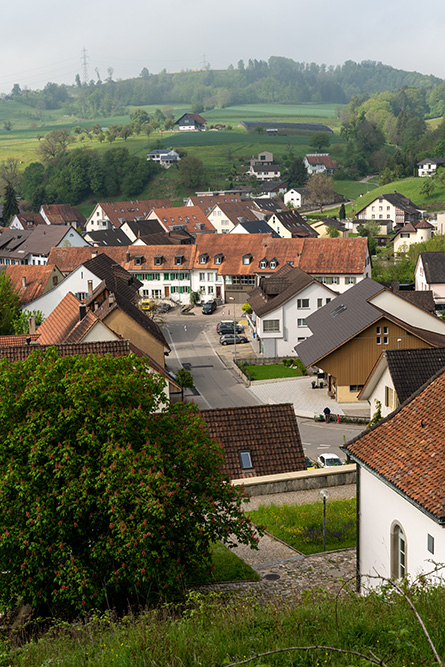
[204,542,259,583]
[248,498,356,554]
[4,582,445,666]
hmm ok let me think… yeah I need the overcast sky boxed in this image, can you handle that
[1,0,444,94]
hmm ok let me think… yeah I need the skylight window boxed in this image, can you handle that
[331,304,347,318]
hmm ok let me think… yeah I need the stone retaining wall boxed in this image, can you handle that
[232,464,356,496]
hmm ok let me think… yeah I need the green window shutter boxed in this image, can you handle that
[136,273,143,280]
[179,286,183,294]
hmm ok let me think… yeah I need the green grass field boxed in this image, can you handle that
[239,363,305,380]
[248,498,356,554]
[333,179,379,200]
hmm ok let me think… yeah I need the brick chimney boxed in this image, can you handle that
[79,304,87,321]
[87,280,93,296]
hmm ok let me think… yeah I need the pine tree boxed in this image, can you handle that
[2,184,19,224]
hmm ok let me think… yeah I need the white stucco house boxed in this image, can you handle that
[417,158,445,177]
[344,367,445,591]
[415,251,445,310]
[358,347,445,418]
[247,263,337,357]
[283,188,310,208]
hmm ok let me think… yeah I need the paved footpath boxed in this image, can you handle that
[195,486,357,602]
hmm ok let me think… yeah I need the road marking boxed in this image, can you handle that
[164,326,180,362]
[317,445,330,449]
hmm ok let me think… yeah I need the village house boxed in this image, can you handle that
[392,219,434,255]
[310,217,347,238]
[9,213,46,230]
[85,200,171,233]
[284,187,310,208]
[248,264,337,357]
[207,201,259,233]
[344,367,445,591]
[0,225,88,266]
[265,210,318,238]
[39,204,86,229]
[174,113,207,131]
[295,277,445,402]
[146,148,180,168]
[415,251,445,312]
[356,192,423,225]
[45,236,371,307]
[358,347,445,418]
[304,154,338,175]
[417,157,445,177]
[3,264,64,307]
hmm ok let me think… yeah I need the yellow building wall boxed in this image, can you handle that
[104,309,166,367]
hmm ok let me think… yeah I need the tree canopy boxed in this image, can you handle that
[0,350,258,616]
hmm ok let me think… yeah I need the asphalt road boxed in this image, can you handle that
[162,308,365,460]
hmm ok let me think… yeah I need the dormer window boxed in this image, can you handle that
[214,253,224,265]
[154,255,163,266]
[175,255,184,265]
[199,253,209,265]
[259,257,268,269]
[242,253,253,265]
[134,255,144,266]
[269,258,278,270]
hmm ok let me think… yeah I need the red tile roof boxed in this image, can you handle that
[5,264,61,305]
[305,153,338,169]
[40,204,86,227]
[98,200,172,228]
[345,367,445,521]
[0,334,40,347]
[200,403,305,480]
[149,206,216,234]
[36,293,86,344]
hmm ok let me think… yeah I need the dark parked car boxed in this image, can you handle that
[217,320,243,334]
[157,303,172,313]
[202,300,217,314]
[219,334,248,346]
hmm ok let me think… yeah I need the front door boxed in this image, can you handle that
[165,286,170,297]
[216,285,221,298]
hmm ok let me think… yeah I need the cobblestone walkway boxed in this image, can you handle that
[195,484,357,603]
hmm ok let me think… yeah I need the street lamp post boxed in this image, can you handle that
[320,488,329,552]
[229,296,237,364]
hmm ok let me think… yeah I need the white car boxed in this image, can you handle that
[317,453,342,467]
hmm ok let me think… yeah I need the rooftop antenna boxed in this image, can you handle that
[81,47,89,85]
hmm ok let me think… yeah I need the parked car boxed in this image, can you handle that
[217,320,243,334]
[305,456,315,470]
[219,334,248,346]
[317,453,342,467]
[157,303,172,313]
[202,300,217,314]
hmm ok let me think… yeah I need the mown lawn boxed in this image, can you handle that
[241,363,305,380]
[205,542,259,583]
[248,498,356,554]
[333,179,379,200]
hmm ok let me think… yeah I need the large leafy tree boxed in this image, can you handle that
[2,184,19,224]
[0,350,258,616]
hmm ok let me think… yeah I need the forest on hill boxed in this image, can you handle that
[3,58,443,119]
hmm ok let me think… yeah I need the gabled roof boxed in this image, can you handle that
[0,226,86,261]
[357,191,421,217]
[200,403,305,480]
[345,367,445,522]
[82,252,142,302]
[270,210,318,238]
[418,251,445,284]
[249,163,281,174]
[313,217,346,232]
[248,264,334,317]
[12,213,45,228]
[150,206,216,233]
[88,287,170,352]
[251,198,287,213]
[417,158,445,166]
[0,340,137,363]
[85,228,132,246]
[188,195,242,215]
[0,334,40,347]
[296,278,445,367]
[40,204,86,227]
[360,347,445,404]
[123,219,167,238]
[97,200,172,228]
[211,201,259,225]
[305,153,338,169]
[233,220,279,236]
[5,264,61,304]
[174,113,206,125]
[36,292,89,344]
